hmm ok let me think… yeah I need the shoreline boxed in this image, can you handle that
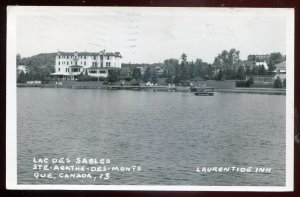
[17,83,286,95]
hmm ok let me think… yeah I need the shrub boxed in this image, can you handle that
[236,76,254,87]
[181,80,191,86]
[274,76,283,88]
[130,79,140,86]
[124,76,133,81]
[236,80,249,87]
[246,76,254,87]
[77,74,105,82]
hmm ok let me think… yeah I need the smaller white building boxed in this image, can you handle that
[17,65,28,74]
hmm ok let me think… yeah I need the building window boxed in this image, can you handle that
[58,68,60,71]
[89,70,97,74]
[58,56,60,59]
[94,56,96,60]
[84,61,86,65]
[84,56,86,59]
[67,62,69,65]
[75,61,77,65]
[107,56,110,60]
[106,62,111,67]
[101,62,103,67]
[58,61,60,65]
[100,55,103,60]
[99,70,106,74]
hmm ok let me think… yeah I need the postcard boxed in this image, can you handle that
[6,6,294,191]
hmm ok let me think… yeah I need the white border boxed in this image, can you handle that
[284,7,294,192]
[6,6,294,191]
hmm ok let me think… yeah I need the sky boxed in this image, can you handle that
[14,7,288,64]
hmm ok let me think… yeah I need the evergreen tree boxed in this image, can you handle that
[180,53,189,80]
[246,76,254,87]
[108,69,118,82]
[245,66,251,76]
[258,65,266,75]
[237,66,246,80]
[151,72,158,84]
[251,65,259,75]
[188,61,195,79]
[132,67,142,82]
[274,76,283,88]
[143,67,151,82]
[216,69,224,81]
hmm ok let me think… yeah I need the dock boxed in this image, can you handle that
[17,83,286,95]
[17,84,177,91]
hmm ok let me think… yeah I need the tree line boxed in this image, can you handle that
[17,50,285,85]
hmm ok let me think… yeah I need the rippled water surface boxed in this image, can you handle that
[17,88,286,186]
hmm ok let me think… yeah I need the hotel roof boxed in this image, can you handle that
[57,51,122,57]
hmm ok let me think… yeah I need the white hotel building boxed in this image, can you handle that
[51,50,122,80]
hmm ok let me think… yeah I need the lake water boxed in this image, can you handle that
[17,88,286,186]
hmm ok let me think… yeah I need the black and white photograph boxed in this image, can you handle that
[6,6,294,191]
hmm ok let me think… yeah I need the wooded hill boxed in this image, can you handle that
[17,52,56,69]
[16,53,56,83]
